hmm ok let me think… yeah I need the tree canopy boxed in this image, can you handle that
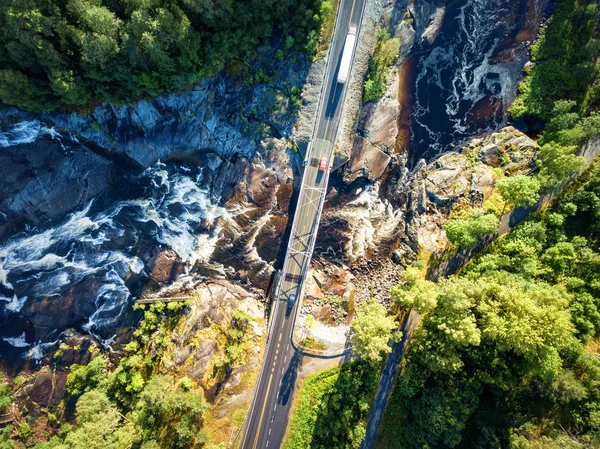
[377,161,600,449]
[443,208,499,249]
[0,0,327,111]
[495,174,541,211]
[351,299,398,361]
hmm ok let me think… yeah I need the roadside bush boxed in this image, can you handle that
[363,30,400,103]
[444,209,500,249]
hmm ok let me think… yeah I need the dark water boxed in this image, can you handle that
[409,0,537,165]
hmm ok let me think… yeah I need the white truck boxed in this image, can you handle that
[336,25,357,84]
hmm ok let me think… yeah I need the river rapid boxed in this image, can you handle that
[0,122,231,363]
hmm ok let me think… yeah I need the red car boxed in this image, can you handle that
[318,157,328,172]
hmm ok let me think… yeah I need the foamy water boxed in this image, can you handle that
[410,0,531,164]
[0,120,63,148]
[0,121,230,360]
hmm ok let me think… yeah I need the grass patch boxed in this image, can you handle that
[300,336,328,351]
[282,359,381,449]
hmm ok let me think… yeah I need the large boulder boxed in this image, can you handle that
[476,126,538,172]
[424,153,470,205]
[346,136,392,182]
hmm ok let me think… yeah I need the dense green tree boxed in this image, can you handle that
[509,0,600,121]
[495,174,541,211]
[284,360,380,449]
[65,390,137,449]
[390,267,438,314]
[378,273,577,449]
[0,0,329,111]
[378,161,600,449]
[351,299,398,361]
[66,357,108,396]
[444,209,499,249]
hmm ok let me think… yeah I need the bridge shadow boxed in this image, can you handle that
[278,351,301,406]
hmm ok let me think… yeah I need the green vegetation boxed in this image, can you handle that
[374,5,600,446]
[376,160,600,449]
[509,0,600,121]
[351,300,399,361]
[313,0,339,60]
[0,301,218,449]
[363,30,400,103]
[509,0,600,190]
[443,208,500,249]
[0,372,11,412]
[495,174,541,212]
[390,267,438,314]
[283,359,381,449]
[65,357,108,397]
[0,0,330,112]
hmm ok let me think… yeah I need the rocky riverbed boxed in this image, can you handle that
[296,0,549,349]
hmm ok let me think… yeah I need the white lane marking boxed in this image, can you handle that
[274,404,277,411]
[287,344,290,351]
[281,368,285,375]
[269,428,272,436]
[284,355,287,363]
[266,441,269,447]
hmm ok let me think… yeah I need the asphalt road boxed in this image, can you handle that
[239,0,366,447]
[360,310,421,449]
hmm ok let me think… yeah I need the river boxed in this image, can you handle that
[0,122,229,363]
[408,0,546,165]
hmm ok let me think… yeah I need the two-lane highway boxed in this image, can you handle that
[240,0,366,447]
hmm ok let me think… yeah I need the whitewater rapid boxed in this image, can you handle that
[0,121,229,361]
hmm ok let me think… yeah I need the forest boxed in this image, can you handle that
[0,0,329,112]
[377,152,600,449]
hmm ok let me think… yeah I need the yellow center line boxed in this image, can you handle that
[278,333,282,342]
[252,373,273,449]
[349,0,358,21]
[330,84,338,105]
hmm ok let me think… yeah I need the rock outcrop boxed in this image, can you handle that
[0,134,115,241]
